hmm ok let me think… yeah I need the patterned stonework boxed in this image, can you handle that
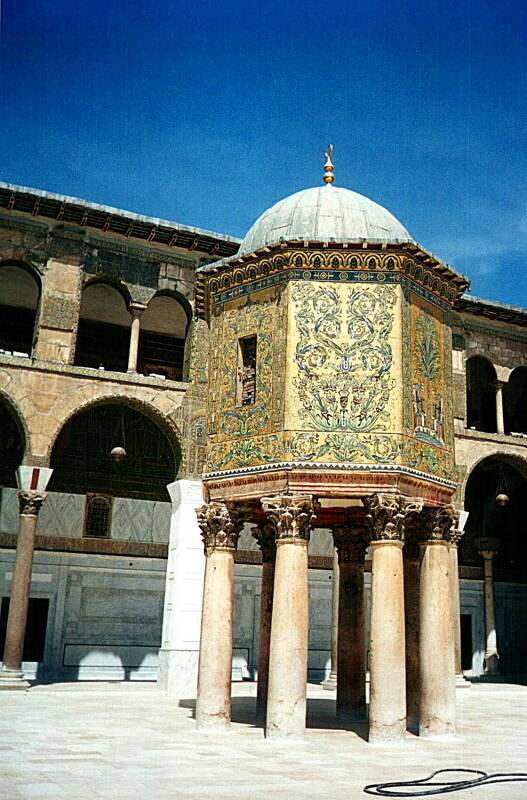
[261,494,316,542]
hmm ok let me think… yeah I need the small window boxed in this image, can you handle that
[84,493,113,538]
[236,335,257,406]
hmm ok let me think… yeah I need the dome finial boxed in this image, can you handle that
[323,144,334,184]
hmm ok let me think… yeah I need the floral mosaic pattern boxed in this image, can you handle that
[292,283,396,432]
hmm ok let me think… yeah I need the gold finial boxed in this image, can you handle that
[323,144,334,184]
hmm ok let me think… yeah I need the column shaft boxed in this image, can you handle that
[322,549,339,691]
[369,540,406,742]
[256,558,275,721]
[495,381,505,435]
[419,540,455,736]
[482,551,499,674]
[266,538,309,738]
[127,308,142,373]
[2,512,38,673]
[404,546,421,732]
[196,548,235,729]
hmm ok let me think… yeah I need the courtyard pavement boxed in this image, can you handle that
[1,679,526,799]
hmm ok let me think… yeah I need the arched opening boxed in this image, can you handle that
[138,293,190,381]
[74,282,131,373]
[0,395,25,487]
[0,262,41,357]
[504,366,527,435]
[48,401,179,503]
[466,356,497,433]
[462,456,527,676]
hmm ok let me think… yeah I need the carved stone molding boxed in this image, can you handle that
[363,493,423,542]
[17,491,46,518]
[196,501,241,554]
[332,526,369,563]
[251,522,277,562]
[422,505,457,543]
[260,494,315,542]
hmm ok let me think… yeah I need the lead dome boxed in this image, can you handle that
[238,184,414,256]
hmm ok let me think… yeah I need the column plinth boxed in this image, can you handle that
[419,507,456,738]
[0,491,47,690]
[364,493,422,743]
[333,527,368,722]
[195,502,241,731]
[262,495,315,740]
[252,523,276,723]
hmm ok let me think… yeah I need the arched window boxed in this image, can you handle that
[0,262,40,357]
[503,367,527,435]
[84,493,113,538]
[49,402,178,501]
[0,397,25,487]
[466,356,497,433]
[138,293,190,381]
[74,282,131,373]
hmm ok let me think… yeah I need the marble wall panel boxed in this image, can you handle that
[0,488,18,534]
[37,491,85,537]
[111,498,170,543]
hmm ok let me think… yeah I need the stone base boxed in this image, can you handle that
[456,673,471,688]
[158,649,199,698]
[0,668,30,690]
[321,672,337,691]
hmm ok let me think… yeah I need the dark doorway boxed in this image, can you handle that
[0,597,49,661]
[460,614,473,672]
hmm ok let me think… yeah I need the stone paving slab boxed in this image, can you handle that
[0,681,526,799]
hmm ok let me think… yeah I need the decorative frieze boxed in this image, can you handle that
[260,494,316,542]
[196,501,241,553]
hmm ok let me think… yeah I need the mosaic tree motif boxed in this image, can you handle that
[292,283,396,432]
[412,309,445,446]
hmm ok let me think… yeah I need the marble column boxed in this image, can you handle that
[364,494,422,743]
[333,526,368,722]
[127,304,145,373]
[403,532,421,733]
[479,539,500,675]
[158,480,205,696]
[0,491,47,689]
[419,507,456,738]
[322,548,339,691]
[262,494,315,740]
[195,502,241,730]
[252,522,277,723]
[495,380,505,435]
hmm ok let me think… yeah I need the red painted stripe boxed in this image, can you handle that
[30,468,40,491]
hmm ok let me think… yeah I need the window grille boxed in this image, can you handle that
[84,493,113,538]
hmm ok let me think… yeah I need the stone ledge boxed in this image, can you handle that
[458,428,527,448]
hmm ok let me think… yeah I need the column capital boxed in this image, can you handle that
[196,501,242,554]
[251,522,277,562]
[17,491,46,517]
[421,505,457,543]
[363,493,423,542]
[332,526,369,563]
[260,494,315,543]
[129,302,147,318]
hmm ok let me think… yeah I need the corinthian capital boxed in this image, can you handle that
[363,494,423,542]
[332,525,369,563]
[196,501,242,554]
[422,505,457,543]
[251,522,277,562]
[260,494,315,542]
[18,491,46,517]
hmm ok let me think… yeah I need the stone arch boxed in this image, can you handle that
[139,290,192,381]
[75,279,133,372]
[82,274,132,309]
[503,365,527,435]
[0,259,43,356]
[46,393,185,478]
[466,355,497,432]
[0,388,29,484]
[460,449,527,506]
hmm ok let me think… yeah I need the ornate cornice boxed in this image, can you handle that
[196,501,242,554]
[363,493,423,542]
[18,491,46,517]
[260,494,316,542]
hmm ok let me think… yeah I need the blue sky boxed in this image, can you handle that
[1,0,526,306]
